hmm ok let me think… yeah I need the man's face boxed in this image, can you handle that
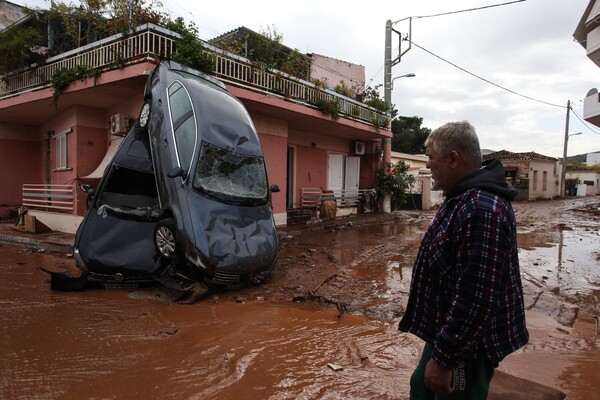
[426,142,453,192]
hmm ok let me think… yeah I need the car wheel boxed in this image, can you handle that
[154,218,176,260]
[139,100,151,133]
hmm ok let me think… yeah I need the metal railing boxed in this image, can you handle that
[22,184,75,213]
[0,24,388,127]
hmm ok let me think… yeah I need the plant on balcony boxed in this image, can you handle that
[374,160,416,208]
[50,64,100,107]
[315,98,341,121]
[163,17,215,74]
[333,80,353,98]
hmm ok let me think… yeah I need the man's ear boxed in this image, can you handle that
[449,150,460,168]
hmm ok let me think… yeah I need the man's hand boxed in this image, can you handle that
[424,359,453,393]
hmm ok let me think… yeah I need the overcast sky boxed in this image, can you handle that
[24,0,600,158]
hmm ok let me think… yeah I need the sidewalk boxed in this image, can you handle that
[0,211,407,254]
[0,222,75,253]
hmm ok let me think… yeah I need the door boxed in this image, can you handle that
[328,154,344,192]
[344,156,360,192]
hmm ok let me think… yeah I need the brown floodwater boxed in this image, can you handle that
[1,200,599,400]
[0,244,420,400]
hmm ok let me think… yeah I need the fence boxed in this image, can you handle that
[21,184,74,213]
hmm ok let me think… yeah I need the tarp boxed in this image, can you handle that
[84,136,125,179]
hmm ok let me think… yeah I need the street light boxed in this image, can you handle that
[560,129,582,198]
[390,73,416,90]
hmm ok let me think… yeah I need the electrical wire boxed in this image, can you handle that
[412,0,527,20]
[411,40,566,109]
[570,107,600,136]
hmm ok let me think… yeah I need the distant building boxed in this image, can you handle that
[483,150,559,200]
[587,151,600,165]
[566,166,600,195]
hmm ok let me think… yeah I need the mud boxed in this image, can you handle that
[1,197,599,399]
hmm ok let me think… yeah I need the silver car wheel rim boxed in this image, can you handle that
[156,226,175,256]
[140,103,150,127]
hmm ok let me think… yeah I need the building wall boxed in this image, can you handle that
[252,114,288,224]
[528,160,559,199]
[566,170,600,195]
[309,54,365,93]
[586,152,600,166]
[0,124,42,206]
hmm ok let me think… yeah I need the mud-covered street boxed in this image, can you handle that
[1,197,599,399]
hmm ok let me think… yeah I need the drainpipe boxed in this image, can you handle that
[45,130,53,184]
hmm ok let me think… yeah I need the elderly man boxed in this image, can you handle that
[398,121,529,399]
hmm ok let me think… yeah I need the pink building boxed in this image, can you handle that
[0,23,391,232]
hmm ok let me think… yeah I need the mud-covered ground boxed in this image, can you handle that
[1,196,599,399]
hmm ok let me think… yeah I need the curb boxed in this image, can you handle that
[0,233,73,254]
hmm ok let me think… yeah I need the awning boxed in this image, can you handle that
[83,136,124,179]
[503,165,518,172]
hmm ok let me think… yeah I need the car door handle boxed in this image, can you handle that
[162,137,168,147]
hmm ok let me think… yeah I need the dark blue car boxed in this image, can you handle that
[73,61,279,297]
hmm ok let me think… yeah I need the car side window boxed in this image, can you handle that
[168,81,196,174]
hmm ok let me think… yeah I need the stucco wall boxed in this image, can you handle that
[529,160,559,199]
[309,54,365,93]
[567,170,600,195]
[0,128,42,206]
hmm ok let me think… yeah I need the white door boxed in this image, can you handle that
[328,154,344,191]
[344,156,360,192]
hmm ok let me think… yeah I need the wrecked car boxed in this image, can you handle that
[72,61,280,296]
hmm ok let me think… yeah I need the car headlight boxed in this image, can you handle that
[184,243,210,270]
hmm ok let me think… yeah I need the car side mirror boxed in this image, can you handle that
[80,183,95,209]
[81,183,94,194]
[270,184,281,193]
[167,166,187,179]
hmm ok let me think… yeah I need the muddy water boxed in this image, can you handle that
[0,245,419,400]
[2,200,600,400]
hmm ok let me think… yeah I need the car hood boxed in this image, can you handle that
[186,191,279,272]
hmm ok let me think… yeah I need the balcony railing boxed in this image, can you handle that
[0,24,388,127]
[22,183,75,213]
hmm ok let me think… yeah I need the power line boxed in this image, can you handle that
[411,40,566,109]
[570,107,600,136]
[412,0,527,20]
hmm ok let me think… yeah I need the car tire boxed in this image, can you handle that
[138,99,151,133]
[154,218,177,260]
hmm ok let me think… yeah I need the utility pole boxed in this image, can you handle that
[561,100,570,199]
[382,18,412,212]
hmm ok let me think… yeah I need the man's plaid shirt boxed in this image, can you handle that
[398,188,529,369]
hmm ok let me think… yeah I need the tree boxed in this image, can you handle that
[391,116,430,154]
[374,160,416,208]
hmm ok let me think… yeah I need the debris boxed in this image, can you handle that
[555,304,579,327]
[173,281,209,304]
[235,296,247,304]
[40,267,89,291]
[327,363,343,372]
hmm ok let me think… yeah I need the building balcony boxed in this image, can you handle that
[0,23,388,129]
[583,87,600,128]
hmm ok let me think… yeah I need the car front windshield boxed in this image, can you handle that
[193,142,268,205]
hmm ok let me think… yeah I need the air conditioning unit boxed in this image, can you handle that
[352,141,366,155]
[110,114,130,136]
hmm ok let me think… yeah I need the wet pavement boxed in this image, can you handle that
[1,197,599,399]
